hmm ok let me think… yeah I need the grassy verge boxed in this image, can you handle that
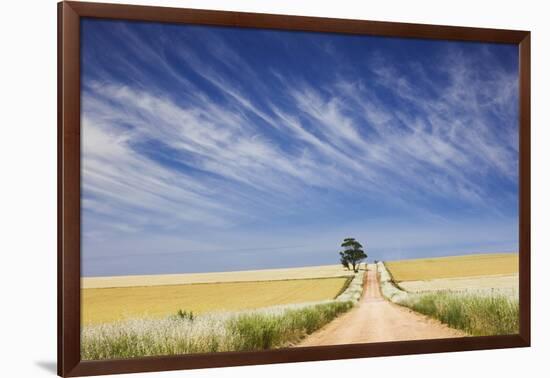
[333,276,354,298]
[377,261,409,303]
[399,291,519,336]
[378,261,518,336]
[81,300,353,360]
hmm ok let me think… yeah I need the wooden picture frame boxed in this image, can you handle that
[58,1,530,376]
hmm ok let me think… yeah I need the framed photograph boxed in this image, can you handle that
[58,1,530,376]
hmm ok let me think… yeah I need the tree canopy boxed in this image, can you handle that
[339,237,367,273]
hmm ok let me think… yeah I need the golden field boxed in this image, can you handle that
[385,253,518,282]
[82,277,349,325]
[82,264,353,289]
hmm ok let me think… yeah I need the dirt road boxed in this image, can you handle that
[299,264,465,346]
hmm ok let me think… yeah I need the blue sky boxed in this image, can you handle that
[80,19,519,277]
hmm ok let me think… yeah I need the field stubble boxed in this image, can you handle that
[82,264,353,289]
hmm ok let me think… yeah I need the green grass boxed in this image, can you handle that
[400,291,519,336]
[81,300,354,360]
[227,302,352,351]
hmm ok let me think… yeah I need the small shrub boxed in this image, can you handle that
[176,309,195,321]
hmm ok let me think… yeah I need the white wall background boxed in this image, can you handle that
[0,0,547,376]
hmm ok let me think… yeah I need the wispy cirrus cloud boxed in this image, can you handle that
[81,19,519,275]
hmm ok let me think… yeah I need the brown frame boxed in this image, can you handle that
[58,1,531,376]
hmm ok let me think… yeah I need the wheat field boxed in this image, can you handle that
[82,277,349,325]
[385,253,518,282]
[82,264,353,289]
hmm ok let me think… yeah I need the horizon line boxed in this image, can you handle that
[82,250,518,279]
